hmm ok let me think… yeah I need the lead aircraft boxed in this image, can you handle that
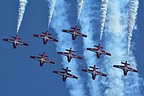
[33,30,58,45]
[87,44,111,58]
[3,35,28,49]
[113,61,138,76]
[57,48,82,62]
[82,65,106,80]
[62,26,87,40]
[53,67,78,81]
[30,52,55,67]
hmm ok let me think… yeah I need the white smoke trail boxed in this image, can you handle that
[124,0,144,95]
[101,0,127,96]
[100,0,108,40]
[77,0,83,22]
[16,0,28,33]
[101,0,144,96]
[126,0,139,57]
[79,0,101,96]
[47,0,56,29]
[123,52,143,96]
[51,0,86,96]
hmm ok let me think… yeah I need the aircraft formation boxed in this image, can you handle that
[3,26,138,81]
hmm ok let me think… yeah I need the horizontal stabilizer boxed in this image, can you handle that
[12,35,21,40]
[39,53,48,57]
[94,44,103,48]
[71,26,80,30]
[89,65,98,69]
[42,32,51,35]
[66,48,75,52]
[62,67,71,72]
[121,61,130,65]
[90,66,98,69]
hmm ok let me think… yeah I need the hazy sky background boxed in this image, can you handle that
[0,0,143,96]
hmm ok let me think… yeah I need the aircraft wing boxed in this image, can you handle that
[67,73,78,79]
[82,69,93,73]
[53,71,65,75]
[96,71,107,76]
[57,52,69,56]
[76,32,87,38]
[87,48,97,52]
[17,41,28,46]
[33,34,40,37]
[127,67,138,73]
[34,34,47,38]
[113,65,125,69]
[71,54,82,59]
[62,29,74,33]
[101,50,111,56]
[45,58,55,64]
[39,34,45,37]
[48,37,58,42]
[30,56,41,60]
[3,38,14,42]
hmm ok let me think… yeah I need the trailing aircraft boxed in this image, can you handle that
[57,48,82,62]
[53,67,78,81]
[87,44,111,58]
[33,30,58,45]
[82,65,106,80]
[113,61,138,76]
[30,52,55,67]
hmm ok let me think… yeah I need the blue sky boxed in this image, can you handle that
[135,0,144,77]
[0,0,143,96]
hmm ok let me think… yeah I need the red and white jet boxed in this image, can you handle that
[3,35,28,49]
[113,61,138,76]
[62,26,87,40]
[57,48,82,62]
[87,44,111,58]
[33,30,58,45]
[30,52,55,67]
[53,67,78,81]
[82,65,106,80]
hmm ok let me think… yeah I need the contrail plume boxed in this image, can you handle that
[79,0,101,95]
[77,0,83,22]
[16,0,28,33]
[124,0,144,95]
[126,0,139,57]
[101,0,127,96]
[123,53,144,96]
[100,0,108,40]
[51,0,85,96]
[101,0,143,96]
[47,0,56,29]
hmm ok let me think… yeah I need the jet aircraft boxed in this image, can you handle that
[3,35,28,49]
[57,48,82,62]
[87,44,111,58]
[53,67,78,81]
[113,61,138,76]
[82,65,106,80]
[62,26,87,40]
[30,52,55,67]
[33,30,58,45]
